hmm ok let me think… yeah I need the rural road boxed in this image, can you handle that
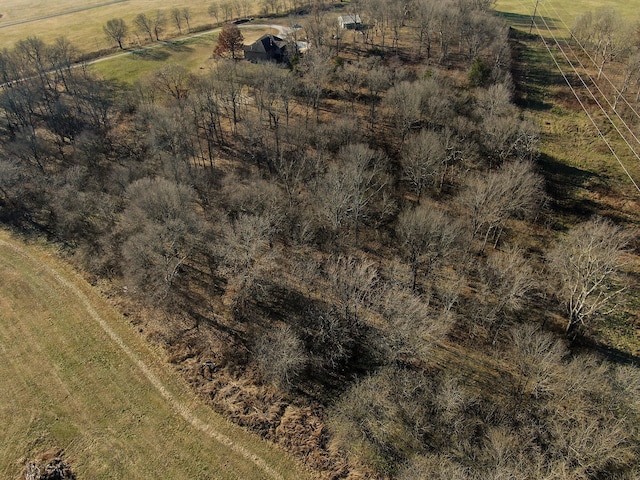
[0,23,291,88]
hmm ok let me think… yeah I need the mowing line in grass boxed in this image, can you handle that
[0,232,309,479]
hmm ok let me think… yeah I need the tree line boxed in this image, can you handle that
[1,0,638,477]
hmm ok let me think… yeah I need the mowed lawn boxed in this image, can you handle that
[89,26,276,84]
[0,230,309,480]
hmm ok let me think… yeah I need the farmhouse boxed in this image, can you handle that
[338,14,362,30]
[243,34,288,63]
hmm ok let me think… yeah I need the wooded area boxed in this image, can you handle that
[1,0,639,478]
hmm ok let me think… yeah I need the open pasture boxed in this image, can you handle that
[495,0,640,34]
[0,230,308,480]
[0,1,219,52]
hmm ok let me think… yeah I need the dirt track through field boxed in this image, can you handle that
[0,0,129,29]
[0,237,284,480]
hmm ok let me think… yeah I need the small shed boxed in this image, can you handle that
[243,34,288,63]
[338,15,362,30]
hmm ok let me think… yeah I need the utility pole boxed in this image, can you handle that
[529,0,541,34]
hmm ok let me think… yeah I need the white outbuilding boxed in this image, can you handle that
[338,15,362,30]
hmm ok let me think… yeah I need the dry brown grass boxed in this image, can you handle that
[0,230,310,480]
[0,0,254,52]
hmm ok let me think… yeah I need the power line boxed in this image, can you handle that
[535,7,640,168]
[541,0,640,124]
[516,0,640,193]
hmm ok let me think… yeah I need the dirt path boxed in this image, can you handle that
[0,236,285,480]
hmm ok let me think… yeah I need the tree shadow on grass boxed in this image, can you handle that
[572,335,640,367]
[538,152,600,222]
[164,41,195,52]
[509,29,566,111]
[131,48,171,61]
[495,11,561,32]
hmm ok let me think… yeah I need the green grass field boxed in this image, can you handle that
[89,33,220,84]
[88,26,275,84]
[0,230,310,479]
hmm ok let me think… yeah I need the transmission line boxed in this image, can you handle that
[534,7,640,174]
[541,0,640,124]
[516,0,640,193]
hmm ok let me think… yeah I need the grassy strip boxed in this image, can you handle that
[507,25,640,354]
[0,230,309,480]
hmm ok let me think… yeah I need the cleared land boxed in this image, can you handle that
[501,4,640,353]
[0,230,309,480]
[89,25,277,83]
[495,0,640,34]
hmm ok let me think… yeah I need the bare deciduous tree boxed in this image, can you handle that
[181,7,192,32]
[152,10,167,41]
[338,62,363,108]
[364,59,391,130]
[546,217,632,336]
[398,454,469,480]
[615,50,640,109]
[171,8,183,34]
[118,177,203,303]
[298,49,330,123]
[400,129,446,199]
[328,366,429,475]
[479,245,536,341]
[384,80,423,147]
[208,3,220,24]
[134,13,154,42]
[508,324,567,400]
[459,160,544,251]
[303,303,356,370]
[152,64,192,102]
[378,287,452,364]
[254,324,306,389]
[396,202,458,291]
[572,8,630,79]
[327,255,378,324]
[315,143,389,238]
[103,18,128,49]
[211,59,246,134]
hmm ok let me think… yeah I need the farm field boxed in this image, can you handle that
[0,230,309,480]
[0,0,219,52]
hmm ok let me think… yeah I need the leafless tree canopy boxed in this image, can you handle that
[0,4,638,478]
[547,217,633,335]
[103,18,128,49]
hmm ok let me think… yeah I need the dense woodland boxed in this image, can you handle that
[1,0,639,478]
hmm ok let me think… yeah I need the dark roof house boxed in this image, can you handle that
[243,34,288,63]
